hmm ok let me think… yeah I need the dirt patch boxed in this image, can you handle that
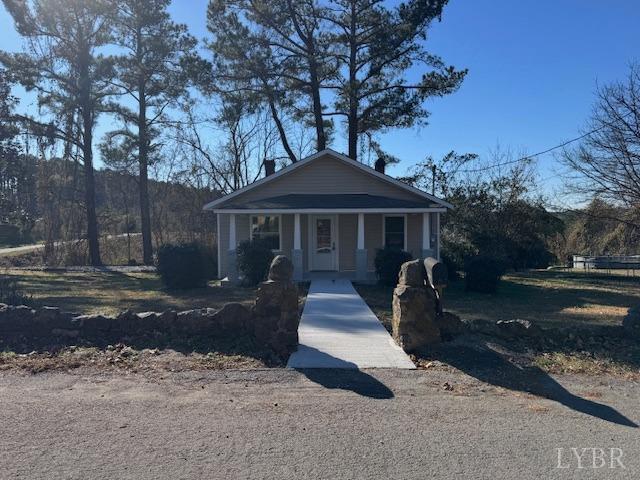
[0,342,280,375]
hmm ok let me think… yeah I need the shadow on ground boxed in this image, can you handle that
[424,341,638,428]
[292,348,394,399]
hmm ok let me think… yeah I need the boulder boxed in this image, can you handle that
[495,319,543,339]
[397,259,426,287]
[268,255,294,282]
[392,283,440,351]
[435,311,466,340]
[214,302,252,331]
[254,256,300,357]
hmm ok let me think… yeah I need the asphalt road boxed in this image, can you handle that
[0,369,638,479]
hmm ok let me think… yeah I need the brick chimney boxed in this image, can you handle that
[374,157,386,174]
[264,159,276,177]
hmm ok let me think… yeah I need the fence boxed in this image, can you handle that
[572,255,640,274]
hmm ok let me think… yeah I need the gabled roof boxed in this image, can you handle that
[203,148,453,210]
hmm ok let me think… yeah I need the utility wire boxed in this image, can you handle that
[455,111,634,174]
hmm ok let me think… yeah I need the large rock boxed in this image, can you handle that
[268,255,294,282]
[397,259,426,287]
[213,302,252,331]
[254,255,300,357]
[392,282,440,352]
[495,319,543,339]
[435,312,466,340]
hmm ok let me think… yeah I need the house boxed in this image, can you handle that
[203,149,452,283]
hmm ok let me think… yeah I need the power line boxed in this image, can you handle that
[455,111,633,174]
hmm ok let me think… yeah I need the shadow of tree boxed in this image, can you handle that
[424,342,638,428]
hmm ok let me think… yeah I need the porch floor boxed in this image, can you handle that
[286,279,416,369]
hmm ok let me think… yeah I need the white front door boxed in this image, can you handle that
[311,215,337,271]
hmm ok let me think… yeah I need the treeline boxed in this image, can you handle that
[0,155,216,249]
[0,0,466,265]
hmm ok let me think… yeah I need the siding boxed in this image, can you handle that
[364,214,383,271]
[339,214,357,271]
[226,154,425,204]
[407,213,421,258]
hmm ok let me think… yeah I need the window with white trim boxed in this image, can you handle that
[250,215,280,250]
[384,215,405,251]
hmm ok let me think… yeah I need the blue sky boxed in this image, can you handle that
[2,0,639,199]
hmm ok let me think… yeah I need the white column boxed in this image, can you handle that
[294,213,301,250]
[435,212,441,260]
[422,212,431,250]
[357,213,365,250]
[228,213,236,250]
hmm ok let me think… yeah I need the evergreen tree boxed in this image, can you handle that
[1,0,116,265]
[105,0,197,265]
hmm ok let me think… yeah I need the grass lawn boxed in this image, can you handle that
[357,269,640,330]
[1,269,258,315]
[357,270,640,378]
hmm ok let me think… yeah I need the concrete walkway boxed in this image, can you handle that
[287,279,415,369]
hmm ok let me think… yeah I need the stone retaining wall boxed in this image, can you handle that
[0,255,302,358]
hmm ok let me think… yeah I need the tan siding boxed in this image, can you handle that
[364,214,382,271]
[237,214,250,244]
[339,214,357,271]
[301,214,309,272]
[407,213,421,258]
[280,214,294,257]
[227,154,425,204]
[218,213,229,277]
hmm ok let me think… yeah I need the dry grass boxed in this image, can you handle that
[356,270,640,377]
[0,269,257,315]
[357,269,640,329]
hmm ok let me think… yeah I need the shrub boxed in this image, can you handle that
[0,276,33,306]
[156,243,207,289]
[374,247,413,286]
[464,255,506,293]
[236,238,274,286]
[441,253,461,281]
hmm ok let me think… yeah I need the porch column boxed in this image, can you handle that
[227,213,238,283]
[356,213,367,281]
[435,212,441,261]
[292,213,303,281]
[421,212,435,259]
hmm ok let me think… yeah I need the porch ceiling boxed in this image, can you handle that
[215,193,437,211]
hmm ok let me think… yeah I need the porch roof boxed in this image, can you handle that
[214,193,439,212]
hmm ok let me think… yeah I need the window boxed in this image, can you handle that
[251,215,280,250]
[384,215,406,250]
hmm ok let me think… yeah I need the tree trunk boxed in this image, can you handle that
[347,0,358,161]
[268,94,297,163]
[138,83,153,265]
[79,46,101,266]
[308,57,326,151]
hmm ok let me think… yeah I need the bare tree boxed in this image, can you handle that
[563,64,640,209]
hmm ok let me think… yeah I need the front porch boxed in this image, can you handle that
[217,208,443,284]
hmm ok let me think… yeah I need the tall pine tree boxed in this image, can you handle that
[105,0,197,264]
[1,0,116,265]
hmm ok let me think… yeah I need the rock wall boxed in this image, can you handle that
[0,256,302,358]
[0,302,253,346]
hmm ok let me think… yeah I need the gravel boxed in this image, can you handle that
[0,368,638,479]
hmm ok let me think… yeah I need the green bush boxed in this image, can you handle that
[441,253,461,281]
[156,243,207,289]
[236,238,274,286]
[374,247,413,286]
[464,255,506,293]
